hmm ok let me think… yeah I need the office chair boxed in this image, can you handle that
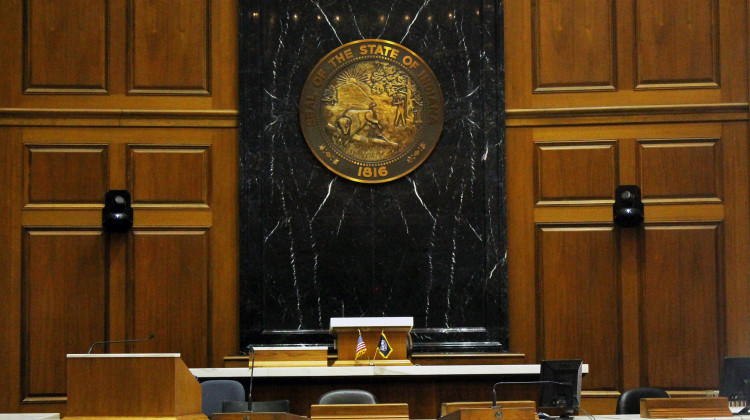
[317,389,378,404]
[616,387,669,414]
[200,379,246,418]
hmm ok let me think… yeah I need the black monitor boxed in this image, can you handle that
[539,359,582,416]
[719,357,750,414]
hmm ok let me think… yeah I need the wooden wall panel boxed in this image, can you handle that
[509,121,744,400]
[0,128,21,412]
[635,0,719,89]
[535,140,617,204]
[3,126,237,414]
[505,0,747,113]
[23,230,107,401]
[532,0,615,92]
[25,145,108,205]
[640,225,722,388]
[1,0,239,414]
[131,230,210,367]
[638,138,722,202]
[129,146,210,205]
[1,0,237,113]
[721,123,750,357]
[24,0,108,93]
[537,227,620,390]
[507,0,749,411]
[128,0,210,94]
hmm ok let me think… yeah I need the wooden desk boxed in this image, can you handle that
[311,403,409,420]
[191,365,589,419]
[212,414,308,420]
[439,407,537,420]
[440,401,536,417]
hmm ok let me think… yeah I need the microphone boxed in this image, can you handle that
[248,346,255,411]
[491,380,570,408]
[87,333,155,354]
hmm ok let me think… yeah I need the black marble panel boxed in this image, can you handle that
[239,0,507,353]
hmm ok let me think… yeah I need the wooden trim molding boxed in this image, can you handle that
[0,108,238,127]
[506,103,749,127]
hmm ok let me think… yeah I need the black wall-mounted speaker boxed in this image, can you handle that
[613,185,644,228]
[102,190,133,233]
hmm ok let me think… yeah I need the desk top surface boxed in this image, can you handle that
[189,413,750,420]
[191,363,589,378]
[593,416,747,420]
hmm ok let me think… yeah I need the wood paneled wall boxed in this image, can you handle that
[0,0,238,414]
[1,0,749,416]
[506,0,750,406]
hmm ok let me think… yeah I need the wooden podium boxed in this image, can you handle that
[330,317,412,366]
[213,415,308,420]
[65,353,206,420]
[310,403,409,420]
[439,407,537,420]
[441,401,537,417]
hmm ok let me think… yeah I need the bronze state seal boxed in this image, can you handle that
[300,39,444,183]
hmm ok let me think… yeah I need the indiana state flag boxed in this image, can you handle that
[355,330,367,360]
[377,332,393,359]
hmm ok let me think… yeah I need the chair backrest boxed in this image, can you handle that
[250,399,291,412]
[317,389,378,405]
[200,379,246,418]
[616,387,670,414]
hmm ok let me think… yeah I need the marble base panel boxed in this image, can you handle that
[239,1,507,352]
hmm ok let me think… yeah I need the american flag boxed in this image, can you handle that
[355,331,367,360]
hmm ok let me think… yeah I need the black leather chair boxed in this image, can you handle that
[200,379,246,418]
[616,387,670,414]
[318,389,378,404]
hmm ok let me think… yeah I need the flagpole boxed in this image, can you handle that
[356,329,370,364]
[375,330,384,360]
[368,330,373,365]
[356,329,361,362]
[369,330,374,365]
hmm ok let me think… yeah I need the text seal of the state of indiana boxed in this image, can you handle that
[300,39,444,183]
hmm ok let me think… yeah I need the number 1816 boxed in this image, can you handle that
[357,166,388,178]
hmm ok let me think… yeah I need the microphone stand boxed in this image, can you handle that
[248,346,255,412]
[87,333,155,354]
